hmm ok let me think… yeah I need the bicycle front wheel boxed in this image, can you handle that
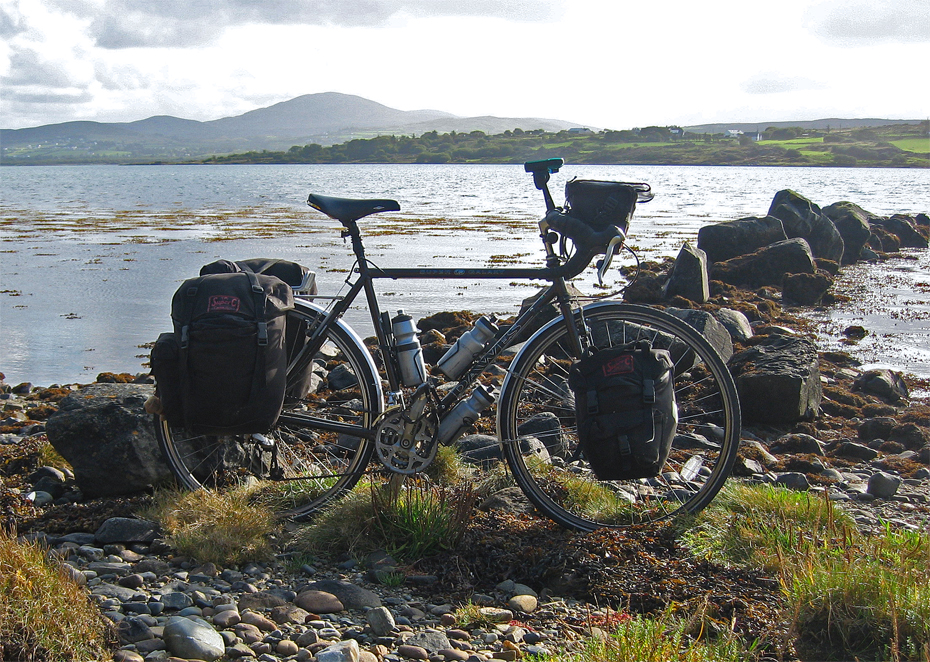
[498,302,741,531]
[156,299,383,519]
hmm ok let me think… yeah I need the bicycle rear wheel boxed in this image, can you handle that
[156,299,383,519]
[498,302,740,531]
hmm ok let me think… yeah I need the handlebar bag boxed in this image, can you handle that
[564,179,652,236]
[568,340,677,481]
[152,270,294,435]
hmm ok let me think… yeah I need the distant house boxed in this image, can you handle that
[568,127,593,134]
[725,129,763,141]
[724,129,743,138]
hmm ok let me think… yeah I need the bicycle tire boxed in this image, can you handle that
[156,299,383,519]
[498,302,741,531]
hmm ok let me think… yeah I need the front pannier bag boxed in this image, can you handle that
[568,340,677,481]
[152,269,294,435]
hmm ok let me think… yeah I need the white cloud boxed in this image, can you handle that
[741,73,827,95]
[804,0,930,46]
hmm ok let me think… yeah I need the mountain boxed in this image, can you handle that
[0,92,581,164]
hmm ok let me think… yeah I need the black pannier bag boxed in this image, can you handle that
[151,269,294,435]
[199,258,319,399]
[564,178,653,236]
[568,340,677,481]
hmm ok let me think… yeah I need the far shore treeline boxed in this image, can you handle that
[206,122,930,168]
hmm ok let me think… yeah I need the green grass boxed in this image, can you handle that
[141,487,275,565]
[289,478,476,563]
[891,138,930,153]
[1,530,116,661]
[757,137,825,148]
[541,606,758,662]
[685,484,930,661]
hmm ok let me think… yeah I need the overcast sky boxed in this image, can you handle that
[1,0,928,130]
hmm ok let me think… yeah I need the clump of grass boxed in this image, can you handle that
[289,478,476,563]
[288,487,380,559]
[686,483,930,661]
[424,445,472,485]
[544,606,757,662]
[370,479,476,560]
[0,530,116,661]
[142,487,275,566]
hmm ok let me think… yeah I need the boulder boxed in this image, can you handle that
[696,215,788,263]
[663,242,709,303]
[713,308,754,343]
[300,579,382,609]
[664,308,733,362]
[822,201,874,263]
[853,369,909,402]
[782,270,834,305]
[710,238,816,289]
[729,335,821,424]
[872,215,929,249]
[768,189,845,263]
[45,384,173,497]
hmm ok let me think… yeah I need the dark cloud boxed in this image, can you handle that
[0,5,29,38]
[741,74,826,95]
[77,0,561,48]
[1,48,75,87]
[805,0,930,45]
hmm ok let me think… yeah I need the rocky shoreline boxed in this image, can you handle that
[2,188,930,662]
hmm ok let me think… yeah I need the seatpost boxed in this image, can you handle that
[524,158,563,212]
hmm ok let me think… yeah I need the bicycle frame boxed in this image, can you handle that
[283,213,586,443]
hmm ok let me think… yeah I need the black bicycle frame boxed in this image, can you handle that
[280,219,586,440]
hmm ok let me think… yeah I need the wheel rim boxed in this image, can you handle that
[499,303,740,531]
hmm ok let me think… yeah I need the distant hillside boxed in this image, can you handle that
[684,118,922,134]
[0,92,581,165]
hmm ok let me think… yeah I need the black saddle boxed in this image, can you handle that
[307,193,400,225]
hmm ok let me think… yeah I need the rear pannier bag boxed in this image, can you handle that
[564,178,652,236]
[568,340,677,481]
[199,258,319,399]
[151,269,294,435]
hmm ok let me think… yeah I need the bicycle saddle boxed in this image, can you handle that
[307,193,400,224]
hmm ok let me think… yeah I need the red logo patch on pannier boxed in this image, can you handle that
[208,295,241,312]
[602,354,634,376]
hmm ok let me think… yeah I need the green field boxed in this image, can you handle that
[892,138,930,153]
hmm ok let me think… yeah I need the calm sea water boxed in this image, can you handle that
[2,164,928,386]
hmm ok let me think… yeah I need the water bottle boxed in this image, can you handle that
[437,385,497,444]
[391,311,427,387]
[436,316,498,380]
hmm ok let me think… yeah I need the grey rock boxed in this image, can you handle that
[159,591,194,611]
[478,486,536,515]
[327,363,359,391]
[517,412,569,458]
[836,441,880,462]
[665,308,733,362]
[45,383,172,496]
[366,606,397,636]
[664,241,709,303]
[697,215,788,263]
[163,615,226,661]
[317,639,361,662]
[406,630,452,653]
[95,517,160,544]
[853,369,909,402]
[729,336,821,424]
[301,579,381,609]
[867,471,902,499]
[713,308,754,343]
[768,189,845,263]
[117,617,156,644]
[776,472,810,491]
[822,201,874,264]
[710,238,817,289]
